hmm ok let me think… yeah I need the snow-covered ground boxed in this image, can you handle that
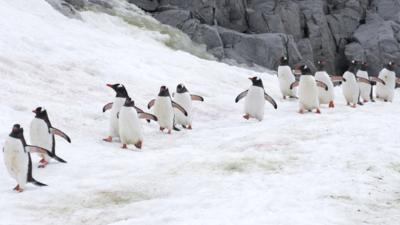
[1,1,400,225]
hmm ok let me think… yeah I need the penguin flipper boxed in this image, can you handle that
[133,106,144,113]
[139,112,158,122]
[357,77,372,85]
[290,81,299,90]
[172,101,188,116]
[26,145,67,163]
[370,77,386,85]
[103,102,113,113]
[147,99,155,109]
[264,92,278,109]
[235,90,248,103]
[190,94,204,102]
[50,128,71,143]
[316,81,329,91]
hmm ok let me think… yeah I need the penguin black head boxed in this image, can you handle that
[107,83,129,98]
[297,65,312,75]
[280,56,289,66]
[316,60,325,71]
[176,84,189,94]
[249,76,264,88]
[123,97,135,107]
[386,61,396,71]
[347,60,358,74]
[158,86,170,97]
[10,124,21,138]
[360,62,368,71]
[33,107,49,120]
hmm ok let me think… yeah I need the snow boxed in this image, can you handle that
[1,1,400,225]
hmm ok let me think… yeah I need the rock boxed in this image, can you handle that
[45,0,82,19]
[154,9,191,28]
[372,0,400,21]
[127,0,159,12]
[65,0,85,10]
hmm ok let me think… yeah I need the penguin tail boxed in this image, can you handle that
[173,125,180,132]
[28,177,48,187]
[46,149,67,163]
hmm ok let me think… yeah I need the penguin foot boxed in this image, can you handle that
[329,101,335,108]
[371,99,376,102]
[316,109,321,114]
[384,99,388,102]
[298,109,304,114]
[168,130,172,134]
[134,141,142,149]
[243,114,250,120]
[121,144,127,149]
[351,104,357,108]
[347,102,350,106]
[289,96,299,99]
[283,96,287,100]
[38,160,49,168]
[14,185,23,193]
[363,100,368,103]
[103,136,112,142]
[188,125,192,130]
[160,127,165,132]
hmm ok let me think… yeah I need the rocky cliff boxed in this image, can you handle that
[48,0,400,75]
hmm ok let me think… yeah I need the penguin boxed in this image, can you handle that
[277,56,297,99]
[148,86,188,134]
[172,84,204,130]
[357,62,372,102]
[30,107,70,168]
[376,62,396,102]
[102,83,129,142]
[343,60,363,107]
[315,60,335,108]
[290,65,328,114]
[3,124,56,192]
[118,98,158,149]
[235,76,277,121]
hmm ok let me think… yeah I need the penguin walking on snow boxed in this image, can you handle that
[277,56,297,99]
[315,60,335,108]
[30,107,70,168]
[118,98,158,149]
[148,86,188,134]
[3,124,57,192]
[290,65,328,114]
[102,83,129,142]
[235,76,277,121]
[172,84,204,130]
[376,62,397,102]
[357,62,372,103]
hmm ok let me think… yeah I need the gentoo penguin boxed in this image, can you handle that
[3,124,55,192]
[277,56,297,99]
[102,83,129,142]
[118,98,157,149]
[235,76,277,121]
[290,65,328,114]
[148,86,188,134]
[30,107,70,168]
[172,84,204,129]
[315,60,335,108]
[357,62,372,102]
[376,62,396,102]
[334,60,361,108]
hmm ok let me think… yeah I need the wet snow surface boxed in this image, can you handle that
[0,1,399,225]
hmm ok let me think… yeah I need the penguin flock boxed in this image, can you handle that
[2,58,399,193]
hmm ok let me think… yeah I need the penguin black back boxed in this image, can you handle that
[33,107,52,128]
[280,56,289,66]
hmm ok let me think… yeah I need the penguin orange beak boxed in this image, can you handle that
[32,109,36,113]
[248,77,252,80]
[106,84,113,88]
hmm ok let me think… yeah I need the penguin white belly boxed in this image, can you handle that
[342,72,359,104]
[30,118,52,161]
[299,76,319,110]
[173,93,192,126]
[278,66,297,97]
[376,70,396,101]
[118,107,142,145]
[315,71,335,104]
[244,86,265,120]
[154,97,174,130]
[3,137,28,188]
[357,71,371,101]
[109,97,126,137]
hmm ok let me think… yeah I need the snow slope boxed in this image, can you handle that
[1,1,400,225]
